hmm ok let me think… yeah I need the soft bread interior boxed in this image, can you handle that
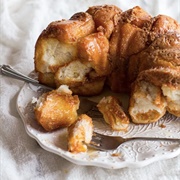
[55,60,91,86]
[68,114,93,153]
[162,84,180,116]
[35,38,77,73]
[129,81,167,123]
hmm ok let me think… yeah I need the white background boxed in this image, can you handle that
[0,0,180,179]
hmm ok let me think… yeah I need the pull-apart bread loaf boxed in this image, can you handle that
[34,5,180,124]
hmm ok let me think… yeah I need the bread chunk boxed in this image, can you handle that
[34,85,80,131]
[68,114,93,153]
[128,33,180,84]
[34,12,96,90]
[97,96,129,131]
[87,5,122,38]
[35,12,95,73]
[70,76,106,96]
[149,15,180,42]
[55,60,91,86]
[121,6,152,28]
[77,32,111,76]
[129,80,167,124]
[129,67,180,120]
[35,37,78,73]
[55,60,106,96]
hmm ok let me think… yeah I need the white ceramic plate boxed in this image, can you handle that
[16,74,180,169]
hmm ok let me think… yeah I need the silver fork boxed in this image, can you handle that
[0,64,40,85]
[89,132,180,151]
[0,64,52,91]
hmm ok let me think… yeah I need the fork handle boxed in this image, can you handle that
[128,137,180,143]
[0,64,39,85]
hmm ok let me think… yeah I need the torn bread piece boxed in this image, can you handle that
[131,67,180,118]
[97,96,129,131]
[34,85,80,131]
[68,114,93,153]
[129,80,167,124]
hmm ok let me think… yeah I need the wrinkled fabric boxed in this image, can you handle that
[0,0,180,179]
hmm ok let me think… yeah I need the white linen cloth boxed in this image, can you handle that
[0,0,180,179]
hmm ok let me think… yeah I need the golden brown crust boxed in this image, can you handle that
[108,7,180,94]
[87,5,122,38]
[136,67,180,87]
[77,32,111,76]
[107,6,153,92]
[108,23,148,92]
[128,33,180,84]
[38,72,56,88]
[121,6,152,28]
[70,76,106,96]
[149,15,180,42]
[34,12,95,74]
[34,86,80,131]
[35,12,95,73]
[45,12,95,43]
[97,96,129,131]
